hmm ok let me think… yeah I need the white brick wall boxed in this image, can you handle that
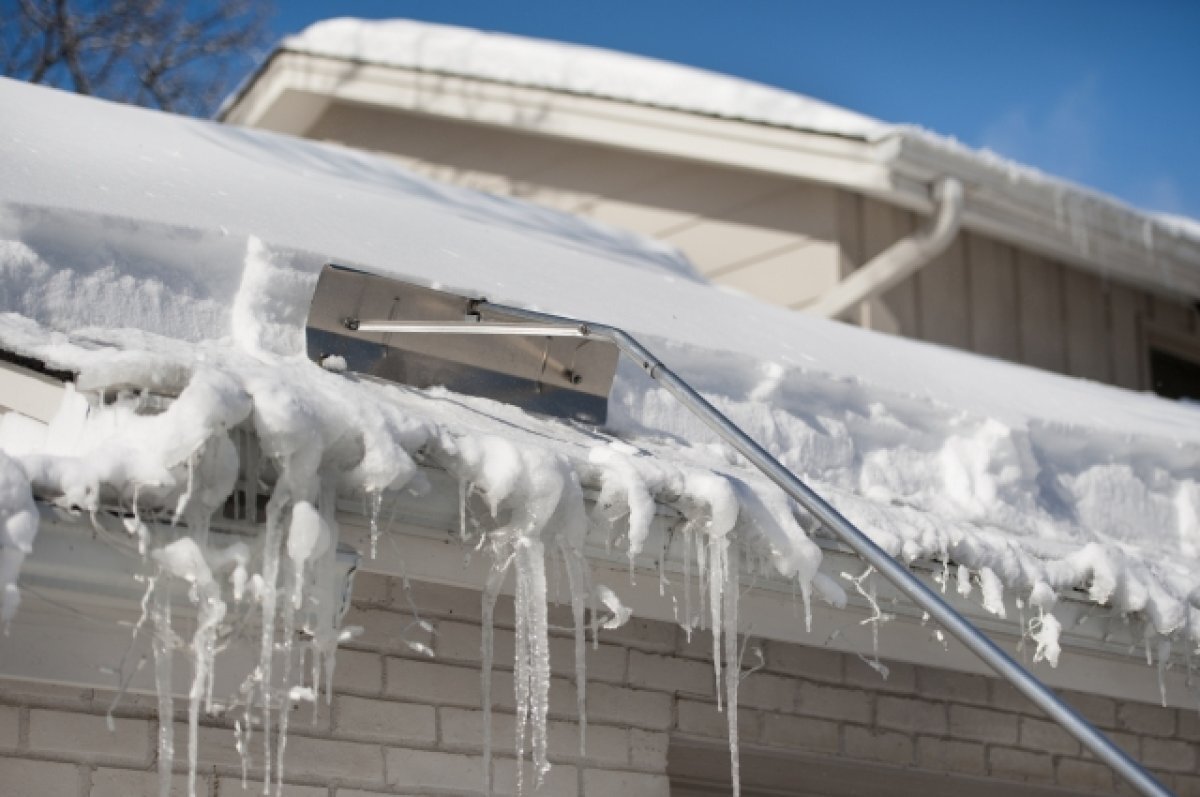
[0,572,1196,796]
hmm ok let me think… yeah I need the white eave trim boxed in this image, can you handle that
[884,132,1200,300]
[222,51,1200,301]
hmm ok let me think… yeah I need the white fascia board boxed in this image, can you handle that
[223,53,898,199]
[225,52,1200,301]
[219,60,331,134]
[339,466,1193,709]
[0,358,69,423]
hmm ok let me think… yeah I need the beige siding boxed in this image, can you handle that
[1062,267,1111,383]
[861,199,919,337]
[967,234,1020,362]
[306,102,846,309]
[1014,251,1068,374]
[1107,285,1147,390]
[305,102,1199,393]
[916,235,972,349]
[839,193,1200,391]
[1149,294,1198,337]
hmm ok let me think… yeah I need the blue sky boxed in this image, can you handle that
[271,1,1200,220]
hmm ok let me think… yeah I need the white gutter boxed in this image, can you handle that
[806,177,964,319]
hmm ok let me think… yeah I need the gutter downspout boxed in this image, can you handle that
[807,177,964,319]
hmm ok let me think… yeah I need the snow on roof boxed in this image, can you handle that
[265,17,1200,257]
[2,78,1200,648]
[1157,212,1200,241]
[277,17,885,139]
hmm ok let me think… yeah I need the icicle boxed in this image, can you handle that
[956,564,972,598]
[274,558,299,797]
[235,718,249,788]
[309,480,344,709]
[724,545,741,797]
[555,474,592,760]
[709,535,727,710]
[153,537,226,797]
[458,481,470,544]
[977,567,1007,618]
[514,539,552,790]
[1157,638,1172,707]
[658,525,669,597]
[274,482,332,796]
[566,563,589,758]
[107,571,157,729]
[695,530,709,633]
[799,579,812,633]
[481,559,508,796]
[843,567,893,669]
[682,525,693,641]
[151,575,175,797]
[368,490,383,559]
[256,488,287,793]
[441,437,582,794]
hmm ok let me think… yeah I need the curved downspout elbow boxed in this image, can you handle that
[806,177,964,320]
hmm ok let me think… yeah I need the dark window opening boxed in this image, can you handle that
[1149,347,1200,401]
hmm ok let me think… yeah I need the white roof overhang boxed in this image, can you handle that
[223,51,1200,301]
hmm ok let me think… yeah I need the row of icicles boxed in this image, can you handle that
[77,424,761,797]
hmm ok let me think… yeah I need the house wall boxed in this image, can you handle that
[841,191,1200,391]
[0,575,1195,797]
[301,100,1200,394]
[306,102,848,308]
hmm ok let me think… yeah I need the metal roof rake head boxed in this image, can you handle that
[305,264,619,424]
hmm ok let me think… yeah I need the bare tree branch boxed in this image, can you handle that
[1,0,274,116]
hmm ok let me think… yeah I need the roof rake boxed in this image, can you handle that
[306,263,1169,797]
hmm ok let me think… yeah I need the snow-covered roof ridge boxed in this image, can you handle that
[268,17,1200,257]
[279,17,884,139]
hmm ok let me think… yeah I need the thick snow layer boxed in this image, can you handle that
[2,79,1200,794]
[2,78,1200,638]
[275,17,883,139]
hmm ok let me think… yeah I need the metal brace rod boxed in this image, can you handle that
[346,320,594,337]
[345,308,1170,797]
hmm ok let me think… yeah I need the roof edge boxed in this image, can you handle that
[219,45,1200,300]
